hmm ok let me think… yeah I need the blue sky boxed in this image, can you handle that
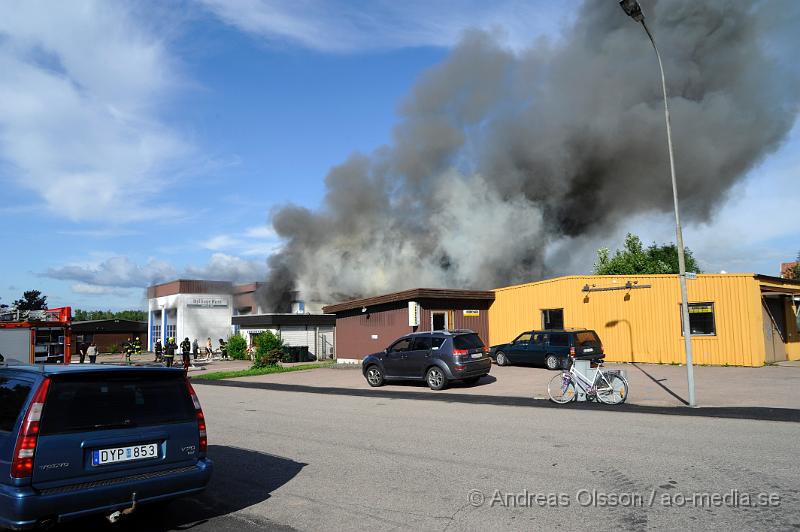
[0,0,798,311]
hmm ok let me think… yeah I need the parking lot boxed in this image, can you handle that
[192,361,800,411]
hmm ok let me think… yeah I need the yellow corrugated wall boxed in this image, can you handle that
[489,274,767,366]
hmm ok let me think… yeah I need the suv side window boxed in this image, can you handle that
[411,336,433,350]
[431,337,446,350]
[0,375,33,432]
[549,333,569,347]
[388,338,412,353]
[531,333,546,344]
[514,332,532,344]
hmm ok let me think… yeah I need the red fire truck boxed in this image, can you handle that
[0,307,73,364]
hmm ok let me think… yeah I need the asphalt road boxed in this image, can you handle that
[57,380,799,531]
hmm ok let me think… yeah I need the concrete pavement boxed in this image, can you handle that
[203,362,800,410]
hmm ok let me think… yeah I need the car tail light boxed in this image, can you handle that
[185,379,207,454]
[452,348,469,356]
[569,346,576,357]
[11,378,51,478]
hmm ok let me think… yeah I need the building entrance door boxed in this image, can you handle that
[431,312,448,331]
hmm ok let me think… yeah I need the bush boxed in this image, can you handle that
[227,335,248,360]
[252,331,285,368]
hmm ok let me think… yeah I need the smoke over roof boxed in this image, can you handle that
[261,0,799,310]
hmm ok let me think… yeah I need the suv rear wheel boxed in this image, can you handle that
[365,365,385,387]
[426,367,448,391]
[545,354,562,370]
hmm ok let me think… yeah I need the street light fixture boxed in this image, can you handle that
[619,0,696,407]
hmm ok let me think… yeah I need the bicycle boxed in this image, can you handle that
[547,356,629,405]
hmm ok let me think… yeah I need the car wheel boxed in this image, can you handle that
[426,366,448,390]
[545,354,562,370]
[365,365,385,387]
[495,351,509,366]
[463,376,480,386]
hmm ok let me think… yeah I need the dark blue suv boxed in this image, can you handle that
[362,330,491,390]
[0,363,212,529]
[490,328,604,370]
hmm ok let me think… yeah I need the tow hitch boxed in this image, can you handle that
[107,492,137,524]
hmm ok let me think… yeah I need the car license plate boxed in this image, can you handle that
[471,353,483,359]
[92,443,158,466]
[583,347,594,353]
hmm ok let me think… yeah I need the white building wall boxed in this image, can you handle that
[148,293,233,350]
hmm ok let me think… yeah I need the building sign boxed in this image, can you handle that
[408,301,421,327]
[463,309,480,317]
[187,297,228,308]
[688,304,713,314]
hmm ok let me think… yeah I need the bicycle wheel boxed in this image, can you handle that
[596,373,628,405]
[548,373,577,404]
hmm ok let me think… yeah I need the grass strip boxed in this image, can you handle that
[192,361,334,380]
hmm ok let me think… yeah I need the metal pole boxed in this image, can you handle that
[641,21,696,407]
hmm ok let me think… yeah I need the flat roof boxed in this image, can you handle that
[71,319,147,333]
[323,288,495,314]
[232,313,336,327]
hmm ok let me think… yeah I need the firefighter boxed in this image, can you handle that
[164,337,177,367]
[124,337,133,365]
[133,336,142,355]
[154,339,163,363]
[180,337,191,372]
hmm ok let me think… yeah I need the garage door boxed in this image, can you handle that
[280,326,311,348]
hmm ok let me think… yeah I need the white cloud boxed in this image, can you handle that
[46,253,266,290]
[0,1,188,221]
[70,283,132,296]
[197,0,575,53]
[201,224,281,256]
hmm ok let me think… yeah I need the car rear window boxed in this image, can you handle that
[0,376,33,432]
[453,333,484,349]
[40,373,195,435]
[575,332,601,346]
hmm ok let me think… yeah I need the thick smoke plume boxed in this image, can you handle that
[262,0,799,310]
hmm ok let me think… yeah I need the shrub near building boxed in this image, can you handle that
[226,335,248,360]
[252,331,285,368]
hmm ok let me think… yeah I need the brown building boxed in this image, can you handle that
[781,261,799,279]
[72,319,147,353]
[323,288,495,362]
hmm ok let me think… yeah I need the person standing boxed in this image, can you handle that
[78,342,87,364]
[133,336,142,356]
[192,338,199,360]
[164,337,176,368]
[87,342,98,364]
[206,337,213,358]
[180,337,191,372]
[124,337,133,365]
[218,338,228,360]
[154,339,163,363]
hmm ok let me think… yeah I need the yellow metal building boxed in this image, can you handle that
[489,274,800,366]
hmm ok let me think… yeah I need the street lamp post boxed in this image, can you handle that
[619,0,696,407]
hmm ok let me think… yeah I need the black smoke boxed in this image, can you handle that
[261,0,799,310]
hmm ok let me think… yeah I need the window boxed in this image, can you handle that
[514,332,532,343]
[0,377,32,432]
[681,303,716,336]
[549,333,569,347]
[531,333,546,344]
[411,336,433,350]
[453,333,485,349]
[40,373,195,435]
[151,324,161,344]
[166,325,176,341]
[388,338,412,353]
[542,309,564,329]
[575,331,600,346]
[431,337,446,350]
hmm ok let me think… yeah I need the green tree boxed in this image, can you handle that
[12,290,48,311]
[593,234,702,275]
[251,331,285,368]
[73,309,146,321]
[226,335,248,360]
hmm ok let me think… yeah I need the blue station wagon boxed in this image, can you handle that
[0,363,212,529]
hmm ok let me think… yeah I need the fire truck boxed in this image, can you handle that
[0,307,73,364]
